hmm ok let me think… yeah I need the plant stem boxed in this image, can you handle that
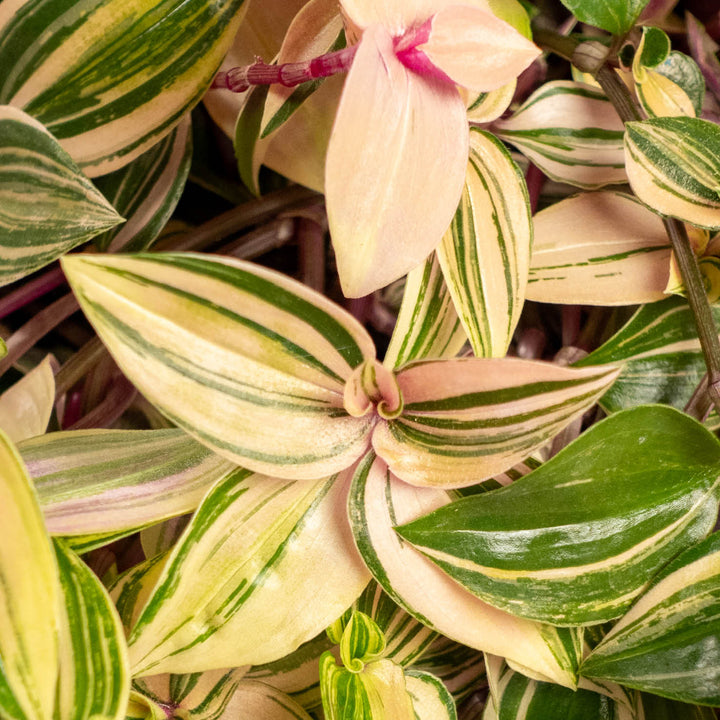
[535,26,720,411]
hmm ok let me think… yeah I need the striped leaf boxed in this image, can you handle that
[396,405,720,626]
[0,355,55,443]
[93,115,192,253]
[384,255,467,370]
[21,428,235,537]
[492,82,626,189]
[125,691,166,720]
[140,516,190,559]
[581,531,720,705]
[61,253,375,480]
[466,83,516,124]
[218,680,314,720]
[0,429,59,720]
[127,467,370,677]
[437,128,531,358]
[577,296,720,419]
[53,539,129,720]
[624,116,720,228]
[405,670,457,720]
[348,454,581,689]
[0,0,248,176]
[0,105,122,286]
[373,358,619,488]
[527,192,672,306]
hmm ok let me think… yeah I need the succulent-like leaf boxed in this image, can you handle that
[437,128,531,358]
[348,454,581,689]
[581,531,720,705]
[384,255,466,370]
[61,253,375,480]
[396,406,720,625]
[54,539,129,720]
[128,467,369,676]
[557,0,650,34]
[527,191,671,305]
[0,430,59,720]
[493,82,626,189]
[93,115,192,252]
[624,116,720,227]
[0,0,248,176]
[21,428,235,537]
[373,358,619,488]
[405,670,457,720]
[0,106,122,286]
[0,355,55,443]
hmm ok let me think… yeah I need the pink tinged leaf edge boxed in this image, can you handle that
[325,24,469,298]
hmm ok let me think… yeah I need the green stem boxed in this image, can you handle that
[535,26,720,412]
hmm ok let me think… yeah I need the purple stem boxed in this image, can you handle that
[0,266,66,319]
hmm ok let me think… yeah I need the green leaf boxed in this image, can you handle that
[383,255,466,370]
[0,0,248,176]
[234,84,271,196]
[0,106,122,286]
[636,27,671,69]
[53,540,129,720]
[624,116,720,227]
[61,252,375,480]
[127,467,369,676]
[0,429,59,720]
[556,0,650,34]
[581,531,720,705]
[493,81,626,189]
[93,114,192,252]
[635,692,717,719]
[338,612,387,672]
[21,428,235,538]
[396,405,720,625]
[437,128,531,358]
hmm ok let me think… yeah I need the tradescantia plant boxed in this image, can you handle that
[5,0,720,718]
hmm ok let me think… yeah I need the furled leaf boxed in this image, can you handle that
[397,405,720,625]
[0,106,122,286]
[128,467,369,676]
[556,0,650,34]
[125,691,166,720]
[21,428,235,537]
[405,670,457,720]
[624,116,720,228]
[61,253,375,480]
[0,355,55,443]
[527,191,671,305]
[53,539,129,720]
[348,453,581,689]
[581,531,720,705]
[372,358,619,488]
[93,115,192,252]
[437,128,531,358]
[492,82,626,189]
[0,430,59,720]
[383,255,466,370]
[0,0,248,176]
[335,612,387,671]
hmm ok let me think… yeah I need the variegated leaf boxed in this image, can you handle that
[125,691,166,720]
[384,255,466,371]
[581,531,720,705]
[21,428,235,537]
[466,83,516,124]
[128,467,369,677]
[0,0,248,176]
[61,253,375,480]
[0,429,59,720]
[0,105,122,285]
[139,516,190,560]
[0,355,55,443]
[624,116,720,228]
[396,406,720,626]
[372,358,619,488]
[405,670,457,720]
[492,82,626,189]
[93,115,192,253]
[219,680,314,720]
[348,454,581,689]
[437,128,531,358]
[527,192,672,305]
[54,539,129,720]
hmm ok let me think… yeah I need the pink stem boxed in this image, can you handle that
[212,45,359,93]
[0,266,66,319]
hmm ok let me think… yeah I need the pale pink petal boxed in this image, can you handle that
[325,24,468,298]
[419,5,540,92]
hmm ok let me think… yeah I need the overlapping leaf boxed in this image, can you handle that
[405,670,457,720]
[397,406,720,625]
[0,106,122,286]
[0,0,248,176]
[557,0,650,34]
